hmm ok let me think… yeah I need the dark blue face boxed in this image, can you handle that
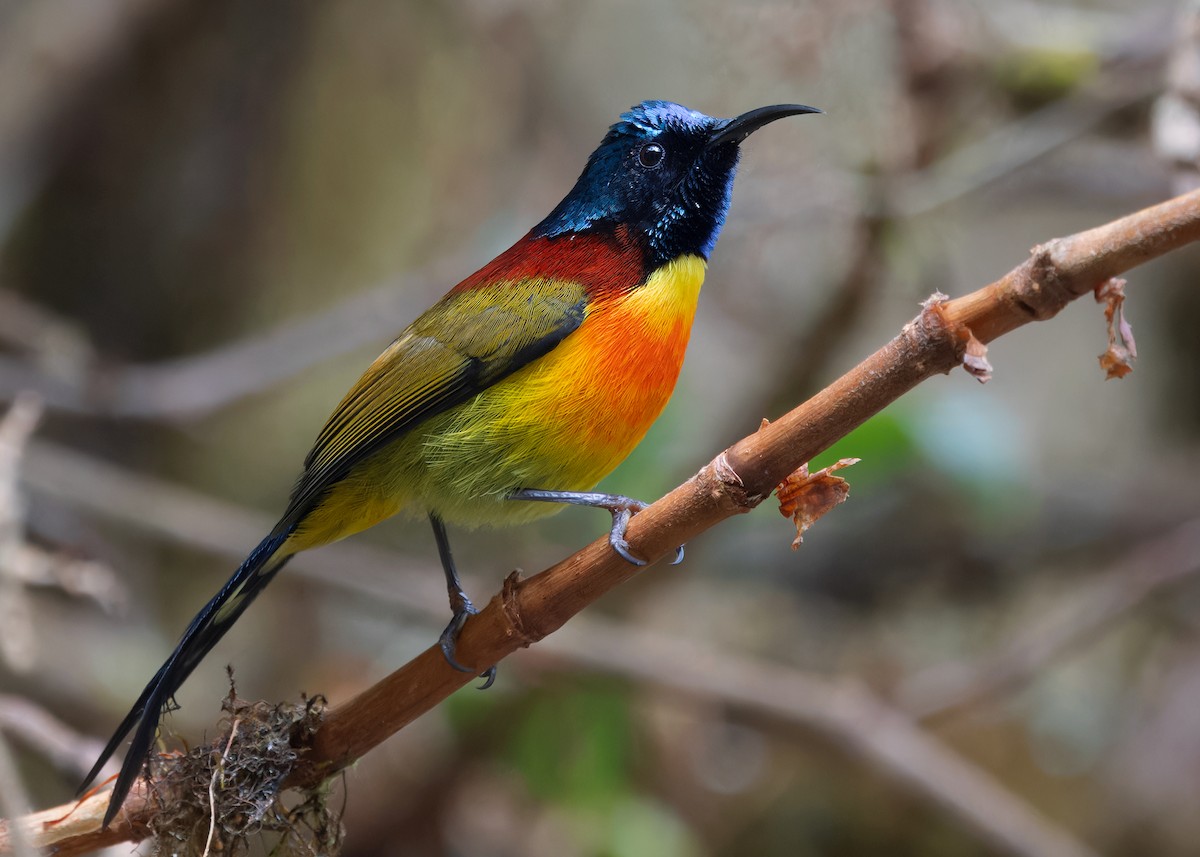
[534,101,743,266]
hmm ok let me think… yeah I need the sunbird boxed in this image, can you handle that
[81,100,820,824]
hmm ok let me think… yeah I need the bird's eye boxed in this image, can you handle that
[638,142,665,169]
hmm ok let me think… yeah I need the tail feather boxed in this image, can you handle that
[80,530,294,827]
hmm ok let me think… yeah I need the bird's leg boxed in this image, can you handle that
[507,489,685,567]
[429,514,496,689]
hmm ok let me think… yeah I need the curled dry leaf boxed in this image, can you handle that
[961,331,992,383]
[776,458,860,549]
[1095,277,1137,379]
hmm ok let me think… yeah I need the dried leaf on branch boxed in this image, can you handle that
[1096,277,1137,379]
[776,457,860,549]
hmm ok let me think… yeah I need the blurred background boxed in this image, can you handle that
[1,0,1199,855]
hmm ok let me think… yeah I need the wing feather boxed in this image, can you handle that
[276,277,588,530]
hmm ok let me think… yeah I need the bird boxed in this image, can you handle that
[79,99,821,825]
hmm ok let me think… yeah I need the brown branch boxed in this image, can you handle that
[0,787,149,856]
[303,183,1200,782]
[6,187,1200,855]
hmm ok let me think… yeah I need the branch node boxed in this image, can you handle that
[500,570,540,646]
[1023,243,1078,319]
[713,451,763,508]
[908,292,962,376]
[918,294,993,382]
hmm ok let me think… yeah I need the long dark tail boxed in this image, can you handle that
[78,529,295,827]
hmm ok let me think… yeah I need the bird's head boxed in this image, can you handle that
[534,100,821,265]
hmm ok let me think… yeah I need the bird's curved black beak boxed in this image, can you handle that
[707,103,822,148]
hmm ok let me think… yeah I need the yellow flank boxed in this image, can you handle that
[286,254,707,550]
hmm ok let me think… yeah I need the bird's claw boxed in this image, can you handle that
[608,507,646,566]
[438,601,497,689]
[507,488,685,568]
[605,499,685,567]
[476,666,497,689]
[437,606,474,671]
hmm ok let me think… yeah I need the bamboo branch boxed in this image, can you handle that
[5,187,1200,856]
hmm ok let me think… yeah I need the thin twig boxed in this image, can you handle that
[202,719,239,857]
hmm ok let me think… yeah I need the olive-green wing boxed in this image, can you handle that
[275,278,588,530]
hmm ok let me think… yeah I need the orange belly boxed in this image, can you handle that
[288,254,708,545]
[408,253,706,526]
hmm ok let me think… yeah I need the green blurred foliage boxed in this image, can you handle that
[993,48,1099,108]
[509,683,634,815]
[817,406,921,488]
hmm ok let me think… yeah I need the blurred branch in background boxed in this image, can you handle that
[1153,0,1200,193]
[0,395,109,857]
[0,395,36,857]
[0,0,181,242]
[21,438,446,614]
[888,0,1171,219]
[0,696,115,785]
[752,0,1171,422]
[0,395,44,676]
[0,396,124,678]
[531,626,1100,857]
[900,517,1200,723]
[0,265,451,421]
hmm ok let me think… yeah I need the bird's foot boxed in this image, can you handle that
[600,495,684,567]
[507,489,685,567]
[438,596,496,689]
